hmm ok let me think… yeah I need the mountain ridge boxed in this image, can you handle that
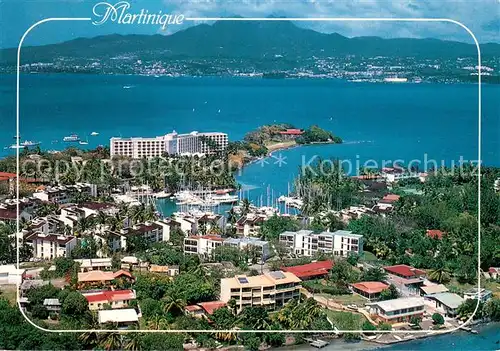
[0,20,497,65]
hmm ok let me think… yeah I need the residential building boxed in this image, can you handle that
[185,301,227,318]
[73,258,113,272]
[281,260,333,281]
[235,213,265,236]
[110,130,228,158]
[20,280,47,297]
[384,265,426,295]
[278,129,304,140]
[463,288,493,302]
[98,309,138,328]
[24,233,77,259]
[184,235,224,257]
[32,183,97,204]
[185,304,205,318]
[149,264,179,277]
[77,269,134,288]
[424,292,464,317]
[0,264,26,284]
[84,290,136,311]
[220,271,301,312]
[420,284,449,296]
[489,267,500,279]
[43,298,62,312]
[368,297,425,324]
[223,237,270,261]
[350,281,390,300]
[279,230,363,257]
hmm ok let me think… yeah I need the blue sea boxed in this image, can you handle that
[1,74,498,206]
[0,75,499,349]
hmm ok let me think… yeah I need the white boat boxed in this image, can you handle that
[8,144,25,149]
[63,134,80,142]
[383,77,408,83]
[154,191,171,199]
[123,85,133,89]
[79,141,89,145]
[20,140,40,147]
[90,132,99,136]
[206,193,239,204]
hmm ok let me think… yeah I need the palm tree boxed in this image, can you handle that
[99,331,123,351]
[123,332,141,350]
[106,213,123,232]
[162,291,186,315]
[428,267,451,283]
[96,210,109,231]
[79,312,100,349]
[241,198,251,215]
[75,216,96,236]
[146,315,169,330]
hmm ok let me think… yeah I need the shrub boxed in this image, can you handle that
[432,312,445,325]
[378,322,392,331]
[31,304,49,320]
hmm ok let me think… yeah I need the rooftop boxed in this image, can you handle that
[281,260,333,279]
[84,289,136,303]
[371,297,424,312]
[420,284,449,295]
[222,270,301,289]
[351,281,389,294]
[384,264,426,278]
[98,309,138,324]
[197,301,226,315]
[427,292,464,309]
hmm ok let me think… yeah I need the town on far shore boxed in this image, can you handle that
[0,122,499,350]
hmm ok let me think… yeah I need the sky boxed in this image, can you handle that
[0,0,499,48]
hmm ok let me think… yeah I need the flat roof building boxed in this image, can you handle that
[368,297,425,324]
[279,229,363,257]
[110,130,228,158]
[220,271,301,312]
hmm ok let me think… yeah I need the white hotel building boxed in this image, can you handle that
[279,230,363,257]
[110,131,228,158]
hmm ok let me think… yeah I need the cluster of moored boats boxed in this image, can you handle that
[6,132,100,150]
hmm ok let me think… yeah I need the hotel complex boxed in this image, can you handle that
[279,230,363,257]
[220,271,301,312]
[110,131,228,158]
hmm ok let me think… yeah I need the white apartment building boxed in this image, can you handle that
[220,271,301,312]
[32,183,97,204]
[223,237,270,261]
[24,232,77,259]
[279,229,363,257]
[184,235,224,257]
[110,131,228,158]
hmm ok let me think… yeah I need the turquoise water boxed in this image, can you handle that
[0,74,498,349]
[368,322,500,351]
[1,74,498,206]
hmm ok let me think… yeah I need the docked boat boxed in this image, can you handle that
[206,193,239,204]
[20,140,40,147]
[63,134,80,142]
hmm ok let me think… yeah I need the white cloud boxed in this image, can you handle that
[161,0,500,42]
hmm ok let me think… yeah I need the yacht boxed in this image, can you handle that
[20,140,40,147]
[63,134,80,142]
[90,131,99,136]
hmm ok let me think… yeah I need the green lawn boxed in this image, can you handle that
[359,251,378,263]
[320,293,367,307]
[325,310,366,330]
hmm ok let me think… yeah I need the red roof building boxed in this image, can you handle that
[279,129,304,136]
[384,265,426,279]
[380,194,401,204]
[84,289,136,310]
[197,301,226,315]
[350,281,389,300]
[426,230,444,239]
[281,260,333,280]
